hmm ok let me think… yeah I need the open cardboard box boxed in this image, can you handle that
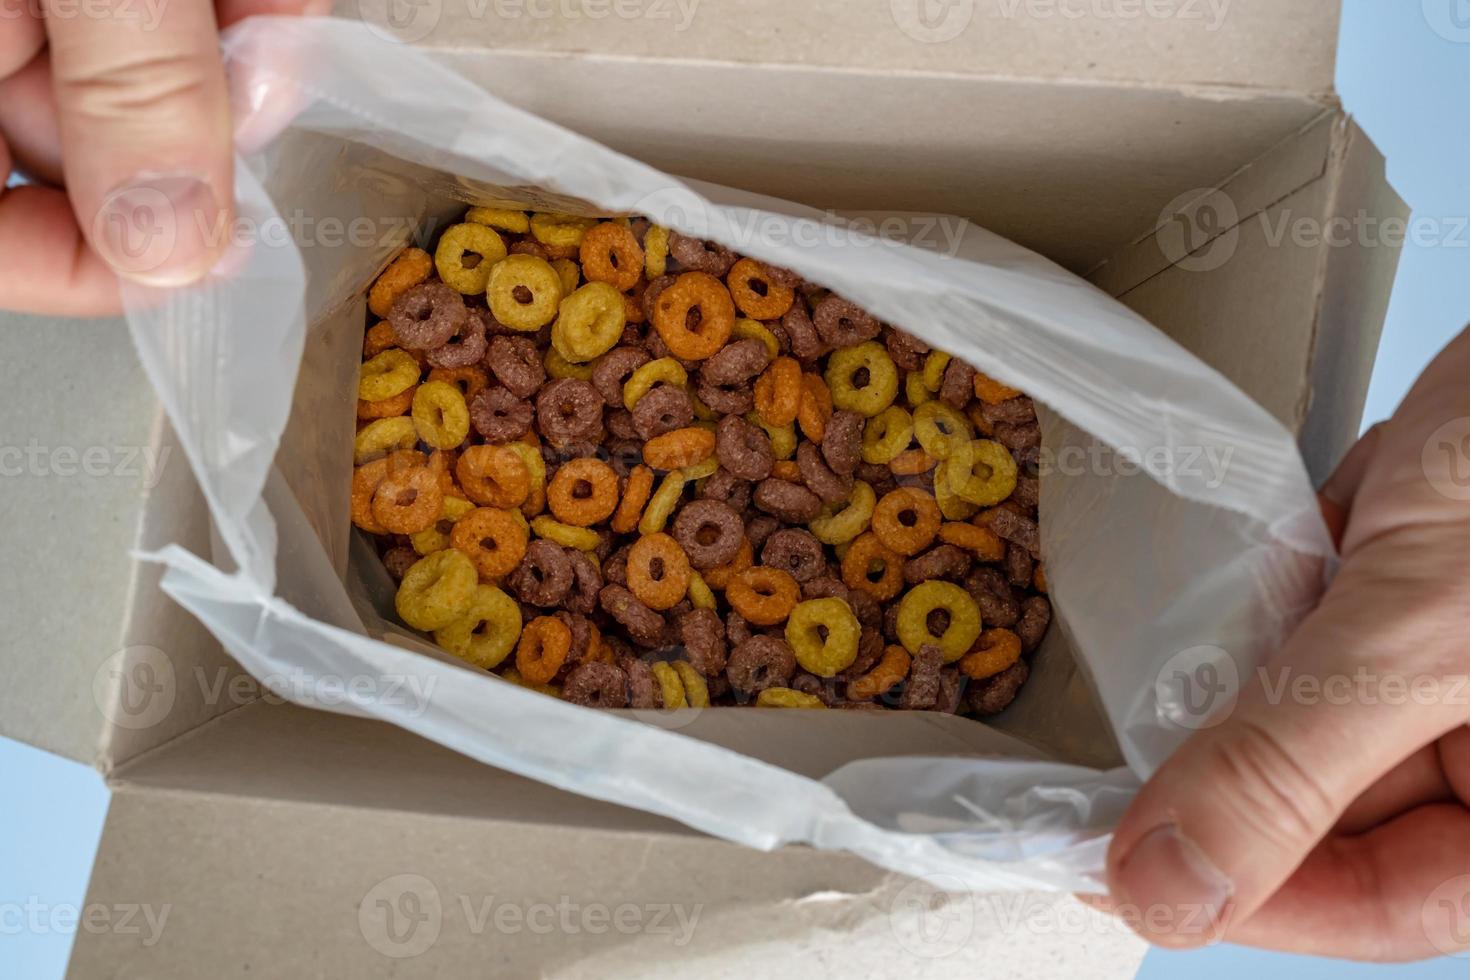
[0,2,1405,975]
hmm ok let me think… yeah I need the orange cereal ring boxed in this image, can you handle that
[797,372,833,443]
[643,427,716,471]
[368,247,433,318]
[753,356,801,428]
[363,320,400,358]
[651,271,735,360]
[456,444,531,509]
[428,365,490,403]
[516,616,572,685]
[973,370,1023,405]
[871,487,942,556]
[357,386,415,421]
[372,464,444,534]
[959,628,1022,681]
[579,222,644,292]
[701,536,752,590]
[543,241,580,261]
[770,460,801,482]
[351,451,426,533]
[726,257,795,320]
[451,507,529,580]
[847,645,912,701]
[547,458,620,527]
[840,531,906,602]
[726,566,800,626]
[611,464,655,534]
[889,448,938,476]
[939,521,1007,562]
[626,532,692,611]
[624,280,647,325]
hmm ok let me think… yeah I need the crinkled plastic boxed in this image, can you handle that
[125,17,1334,893]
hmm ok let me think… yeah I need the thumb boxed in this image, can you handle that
[45,0,234,286]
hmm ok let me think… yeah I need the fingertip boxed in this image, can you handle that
[0,184,122,317]
[1108,822,1234,948]
[91,171,232,288]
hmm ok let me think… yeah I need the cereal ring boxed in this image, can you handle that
[504,441,548,518]
[899,645,945,710]
[671,499,744,570]
[530,212,596,249]
[813,296,881,348]
[939,358,977,409]
[668,232,736,276]
[456,445,530,509]
[906,371,934,409]
[761,528,825,583]
[672,660,711,708]
[621,655,662,709]
[433,584,522,669]
[677,608,727,675]
[409,495,476,556]
[478,336,540,401]
[648,662,686,709]
[913,400,974,461]
[425,308,489,370]
[357,382,416,421]
[732,319,781,360]
[369,247,433,318]
[825,342,898,417]
[861,406,914,465]
[623,357,687,411]
[530,516,601,551]
[428,364,490,403]
[965,567,1022,630]
[382,546,420,581]
[553,282,626,364]
[644,427,716,471]
[626,532,692,611]
[544,347,595,382]
[371,464,443,534]
[547,457,620,526]
[700,338,770,388]
[753,478,822,523]
[1033,562,1048,594]
[359,349,420,402]
[535,379,604,448]
[785,597,860,678]
[770,460,801,482]
[884,329,931,372]
[579,222,644,292]
[781,300,825,363]
[797,373,833,444]
[563,549,605,616]
[959,628,1022,681]
[897,581,982,662]
[809,480,876,546]
[986,506,1041,556]
[638,470,688,535]
[840,531,905,602]
[591,347,650,406]
[966,660,1029,715]
[889,447,938,477]
[450,507,529,580]
[352,451,425,533]
[487,254,564,332]
[726,635,797,696]
[701,536,753,591]
[396,549,478,630]
[466,207,530,234]
[390,281,468,350]
[756,688,826,709]
[973,370,1023,405]
[712,415,774,482]
[816,410,863,477]
[753,356,801,429]
[1016,595,1051,653]
[904,544,971,585]
[599,584,666,648]
[847,645,911,700]
[434,223,507,295]
[727,567,800,626]
[631,384,694,441]
[920,351,950,391]
[652,272,735,360]
[698,467,751,511]
[509,539,575,606]
[609,464,655,535]
[750,415,797,460]
[796,441,852,504]
[354,416,418,465]
[939,522,1006,561]
[562,661,629,708]
[411,380,471,450]
[696,381,753,416]
[516,615,572,685]
[871,487,941,556]
[945,439,1018,507]
[726,258,795,320]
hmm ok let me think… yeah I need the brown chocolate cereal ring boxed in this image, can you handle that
[671,499,745,570]
[469,386,534,443]
[904,544,971,585]
[967,660,1029,715]
[382,546,420,581]
[700,339,771,388]
[425,308,489,369]
[591,347,650,406]
[821,410,864,476]
[564,549,604,616]
[744,514,780,553]
[795,442,853,504]
[621,655,663,709]
[965,567,1022,629]
[899,644,944,710]
[389,281,467,351]
[631,384,694,441]
[563,661,629,708]
[1016,596,1051,653]
[485,334,546,399]
[698,468,752,512]
[509,539,575,607]
[668,232,737,277]
[598,584,666,648]
[760,528,825,583]
[715,415,775,482]
[726,635,797,697]
[753,478,823,523]
[1004,542,1034,588]
[813,296,881,348]
[606,409,639,440]
[939,358,977,409]
[678,608,728,676]
[696,381,754,416]
[536,378,604,447]
[885,329,931,372]
[781,300,826,364]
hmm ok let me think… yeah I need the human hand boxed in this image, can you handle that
[0,0,326,316]
[1102,324,1470,960]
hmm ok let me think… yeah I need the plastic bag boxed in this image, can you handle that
[125,16,1335,893]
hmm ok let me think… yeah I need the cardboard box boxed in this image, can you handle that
[0,1,1404,975]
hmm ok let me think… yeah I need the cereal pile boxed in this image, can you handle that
[352,207,1050,713]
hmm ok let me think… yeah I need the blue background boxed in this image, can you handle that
[2,2,1467,976]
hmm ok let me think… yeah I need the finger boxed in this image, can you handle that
[1318,422,1385,549]
[0,2,46,79]
[1107,530,1470,948]
[44,0,233,287]
[1335,744,1454,835]
[0,49,63,185]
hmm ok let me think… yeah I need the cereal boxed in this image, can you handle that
[813,296,881,348]
[885,329,930,372]
[623,358,687,411]
[840,531,905,602]
[536,379,604,448]
[626,532,692,611]
[972,370,1023,405]
[781,300,825,363]
[912,401,973,460]
[701,338,770,388]
[652,272,736,360]
[727,567,801,626]
[797,373,833,444]
[785,597,860,677]
[563,549,605,615]
[562,661,629,708]
[622,656,662,709]
[548,457,620,526]
[726,635,797,696]
[396,549,478,631]
[359,349,421,402]
[677,607,728,675]
[509,539,575,607]
[726,258,796,321]
[1016,595,1051,653]
[390,281,468,351]
[354,416,418,465]
[451,507,529,580]
[516,615,572,685]
[643,225,670,279]
[466,207,530,234]
[732,319,781,360]
[592,347,651,406]
[650,662,687,709]
[714,415,775,482]
[796,441,852,504]
[847,644,911,700]
[488,254,564,332]
[370,247,433,318]
[939,522,1006,561]
[896,581,981,662]
[946,439,1018,507]
[899,645,944,710]
[701,536,752,591]
[638,470,688,535]
[530,213,596,249]
[825,342,898,417]
[631,386,696,441]
[372,465,443,534]
[553,282,627,363]
[967,660,1029,715]
[959,628,1022,681]
[903,544,970,585]
[809,480,876,546]
[760,528,825,583]
[410,381,471,450]
[644,427,716,471]
[820,410,864,476]
[861,406,913,465]
[671,499,745,570]
[434,584,522,669]
[357,386,416,421]
[383,546,420,581]
[456,445,530,509]
[756,688,826,709]
[673,661,711,708]
[580,222,644,292]
[610,464,655,534]
[530,516,602,551]
[753,478,823,523]
[599,584,666,648]
[668,232,737,276]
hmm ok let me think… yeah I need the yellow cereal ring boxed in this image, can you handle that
[552,258,581,296]
[825,342,898,417]
[434,223,507,295]
[687,570,716,610]
[896,581,981,662]
[354,416,419,465]
[861,406,914,465]
[672,661,710,708]
[359,349,420,402]
[732,319,780,360]
[644,224,670,279]
[410,495,476,555]
[809,480,876,546]
[499,668,561,698]
[690,391,718,422]
[552,281,626,363]
[466,207,530,234]
[530,515,601,551]
[785,597,860,678]
[946,439,1018,507]
[913,401,974,460]
[638,471,687,535]
[651,661,686,709]
[756,688,827,709]
[623,358,688,411]
[368,247,433,318]
[680,456,721,481]
[411,380,471,450]
[544,347,596,381]
[530,212,597,249]
[921,351,951,391]
[745,413,798,460]
[487,254,564,332]
[504,441,547,518]
[396,549,478,631]
[933,462,979,521]
[905,371,933,408]
[433,584,522,669]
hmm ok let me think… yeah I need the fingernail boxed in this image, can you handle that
[93,172,227,287]
[1113,824,1232,946]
